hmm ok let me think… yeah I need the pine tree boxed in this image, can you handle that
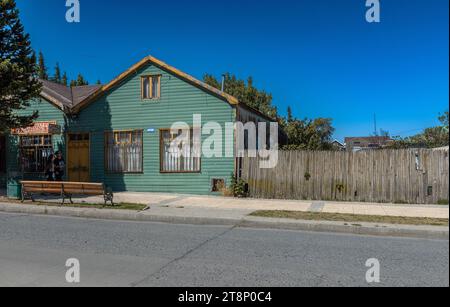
[53,62,61,84]
[61,71,68,86]
[70,79,77,87]
[203,73,277,119]
[37,51,47,80]
[76,73,88,86]
[0,0,41,132]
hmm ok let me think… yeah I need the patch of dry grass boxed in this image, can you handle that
[250,210,449,226]
[7,200,147,211]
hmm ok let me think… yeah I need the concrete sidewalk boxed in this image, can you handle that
[1,191,449,239]
[0,201,448,240]
[14,191,447,219]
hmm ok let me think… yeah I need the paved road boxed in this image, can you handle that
[0,212,448,287]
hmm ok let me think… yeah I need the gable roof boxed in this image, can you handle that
[38,55,275,122]
[73,55,239,113]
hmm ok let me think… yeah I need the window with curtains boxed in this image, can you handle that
[105,130,143,173]
[160,129,201,173]
[141,75,161,100]
[19,135,53,173]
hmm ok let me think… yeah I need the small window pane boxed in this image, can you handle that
[143,78,150,99]
[19,135,53,173]
[105,130,143,173]
[151,76,159,98]
[142,76,160,99]
[160,129,201,173]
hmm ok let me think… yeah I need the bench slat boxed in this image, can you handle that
[63,189,104,195]
[20,181,113,206]
[23,188,63,193]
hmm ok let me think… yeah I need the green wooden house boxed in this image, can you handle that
[0,56,271,195]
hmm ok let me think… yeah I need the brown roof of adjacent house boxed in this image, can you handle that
[71,84,103,106]
[39,79,102,110]
[40,79,73,108]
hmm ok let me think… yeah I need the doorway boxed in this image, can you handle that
[67,133,90,182]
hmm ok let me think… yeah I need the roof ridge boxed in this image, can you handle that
[39,55,275,122]
[71,55,240,113]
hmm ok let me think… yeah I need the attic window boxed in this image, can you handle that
[141,75,161,100]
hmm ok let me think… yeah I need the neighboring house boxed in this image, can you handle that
[345,136,393,152]
[331,140,345,151]
[0,56,272,195]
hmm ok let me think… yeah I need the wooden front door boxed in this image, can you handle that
[68,133,90,182]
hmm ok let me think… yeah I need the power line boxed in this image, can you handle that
[390,128,425,136]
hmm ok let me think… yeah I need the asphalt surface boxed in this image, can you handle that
[0,212,448,287]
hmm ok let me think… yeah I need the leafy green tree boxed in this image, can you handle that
[203,73,278,119]
[439,111,449,131]
[204,74,335,150]
[388,111,449,149]
[37,50,47,80]
[282,116,335,151]
[0,0,41,132]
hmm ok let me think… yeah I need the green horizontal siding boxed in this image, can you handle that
[68,63,235,194]
[3,63,236,194]
[5,98,66,182]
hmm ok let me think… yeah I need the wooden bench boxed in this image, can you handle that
[20,181,114,206]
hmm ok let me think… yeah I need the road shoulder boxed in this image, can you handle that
[1,201,448,240]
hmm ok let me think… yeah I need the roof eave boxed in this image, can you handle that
[71,55,240,114]
[39,92,66,112]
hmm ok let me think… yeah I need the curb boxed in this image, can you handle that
[240,217,449,240]
[0,203,448,240]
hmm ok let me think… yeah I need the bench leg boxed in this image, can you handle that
[104,193,114,206]
[21,190,34,203]
[61,193,73,206]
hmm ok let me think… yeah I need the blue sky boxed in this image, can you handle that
[15,0,449,141]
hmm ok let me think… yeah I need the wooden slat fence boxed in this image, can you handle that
[240,149,449,204]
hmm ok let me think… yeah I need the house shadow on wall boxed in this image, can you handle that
[100,98,127,193]
[51,97,127,202]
